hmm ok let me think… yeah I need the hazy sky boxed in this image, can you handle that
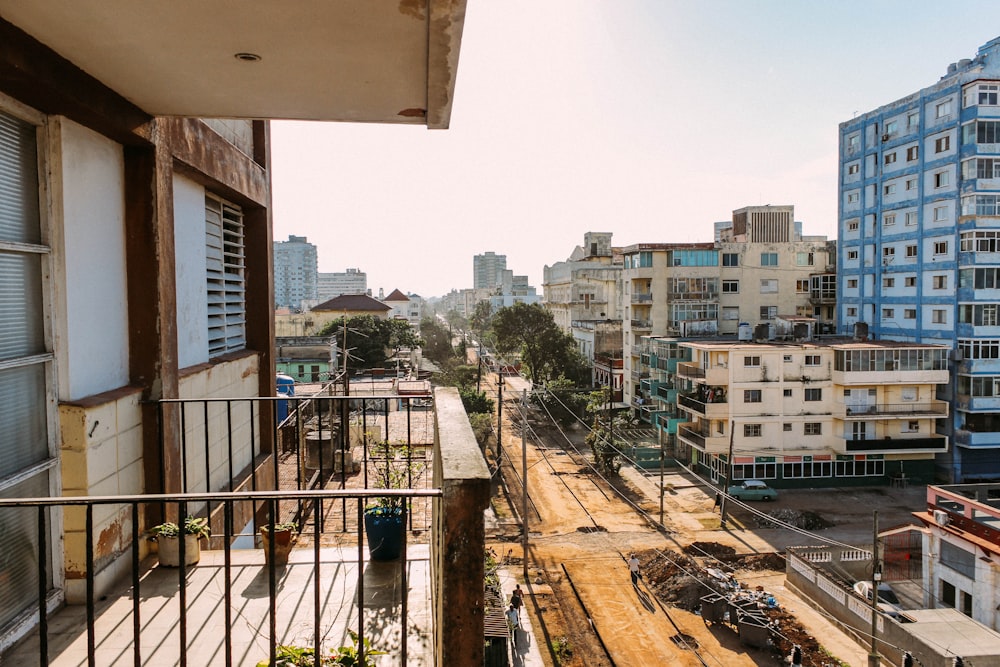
[271,1,1000,299]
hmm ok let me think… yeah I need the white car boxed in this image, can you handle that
[853,581,903,617]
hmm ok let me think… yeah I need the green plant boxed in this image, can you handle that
[365,440,424,516]
[262,521,298,533]
[149,516,210,540]
[257,631,385,667]
[552,636,573,664]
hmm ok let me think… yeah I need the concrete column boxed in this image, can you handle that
[432,387,491,667]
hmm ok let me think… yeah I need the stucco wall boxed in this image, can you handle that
[53,118,129,401]
[173,174,210,368]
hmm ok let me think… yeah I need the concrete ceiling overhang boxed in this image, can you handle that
[0,0,465,128]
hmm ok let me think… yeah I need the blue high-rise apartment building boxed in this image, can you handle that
[838,36,1000,482]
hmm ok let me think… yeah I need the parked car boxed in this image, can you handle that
[853,581,903,617]
[726,480,778,501]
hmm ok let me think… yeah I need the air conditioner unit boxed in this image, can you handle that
[882,133,890,142]
[933,510,950,526]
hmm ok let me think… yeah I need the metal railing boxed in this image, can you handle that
[842,402,947,417]
[677,394,727,413]
[0,489,440,667]
[676,362,706,379]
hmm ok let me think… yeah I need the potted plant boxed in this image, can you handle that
[261,521,298,566]
[364,440,423,561]
[256,631,385,666]
[149,516,211,567]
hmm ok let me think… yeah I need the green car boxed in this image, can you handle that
[727,480,778,501]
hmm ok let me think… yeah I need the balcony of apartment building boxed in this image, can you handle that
[834,400,949,420]
[630,290,653,304]
[832,348,950,387]
[677,391,730,420]
[675,362,730,386]
[676,421,729,453]
[0,388,490,667]
[954,413,1000,448]
[840,434,949,453]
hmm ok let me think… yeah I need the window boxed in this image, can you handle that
[883,246,895,258]
[908,111,919,128]
[722,280,739,293]
[796,279,809,293]
[804,388,822,401]
[205,193,247,356]
[884,183,896,195]
[744,356,761,367]
[722,306,739,320]
[744,390,762,403]
[848,163,860,175]
[759,306,777,320]
[847,250,859,260]
[883,277,895,288]
[905,276,917,287]
[848,134,860,151]
[903,420,919,433]
[847,278,859,288]
[962,194,1000,216]
[934,171,949,188]
[883,213,896,226]
[885,120,898,136]
[783,355,793,363]
[847,219,859,231]
[904,309,916,319]
[796,252,814,266]
[906,145,919,161]
[933,274,947,288]
[884,152,897,165]
[934,242,948,256]
[932,309,947,324]
[936,99,952,119]
[846,307,858,316]
[960,230,1000,252]
[783,423,792,431]
[783,389,793,398]
[974,157,1000,179]
[760,279,778,293]
[980,84,999,106]
[805,355,821,366]
[906,244,918,258]
[804,423,822,436]
[905,177,917,191]
[744,424,762,437]
[722,252,739,267]
[760,252,778,266]
[905,211,918,226]
[882,308,895,319]
[964,120,1000,145]
[936,135,951,153]
[847,192,859,204]
[933,206,948,222]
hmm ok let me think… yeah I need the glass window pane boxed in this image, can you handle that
[0,364,49,477]
[0,473,51,629]
[0,252,45,360]
[0,111,41,245]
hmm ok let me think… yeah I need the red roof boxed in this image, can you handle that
[384,288,409,302]
[312,294,391,312]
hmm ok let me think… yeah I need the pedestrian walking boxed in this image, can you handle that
[714,492,721,511]
[511,584,524,619]
[628,554,641,586]
[506,602,520,642]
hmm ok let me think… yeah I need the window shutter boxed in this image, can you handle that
[205,194,246,356]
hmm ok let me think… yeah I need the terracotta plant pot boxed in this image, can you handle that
[157,534,201,567]
[261,526,295,566]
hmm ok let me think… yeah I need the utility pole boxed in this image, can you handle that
[476,341,483,393]
[497,375,504,463]
[868,510,881,667]
[719,420,735,529]
[521,388,529,580]
[659,428,665,527]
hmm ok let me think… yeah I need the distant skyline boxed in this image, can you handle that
[271,1,1000,299]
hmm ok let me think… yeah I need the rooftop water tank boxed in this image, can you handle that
[738,322,752,341]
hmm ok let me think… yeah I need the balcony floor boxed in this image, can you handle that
[6,546,431,667]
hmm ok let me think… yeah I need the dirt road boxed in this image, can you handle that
[486,371,909,667]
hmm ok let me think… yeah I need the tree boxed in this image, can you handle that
[585,387,634,475]
[470,300,494,336]
[420,316,457,365]
[317,316,422,371]
[459,387,495,414]
[535,377,588,428]
[491,302,586,383]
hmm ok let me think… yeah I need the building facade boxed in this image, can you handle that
[622,206,834,424]
[674,338,949,488]
[838,36,1000,482]
[317,268,368,301]
[273,234,318,310]
[473,251,507,290]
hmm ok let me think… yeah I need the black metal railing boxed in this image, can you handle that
[676,363,706,379]
[0,489,439,667]
[842,402,947,417]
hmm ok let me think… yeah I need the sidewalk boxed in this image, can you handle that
[499,569,546,667]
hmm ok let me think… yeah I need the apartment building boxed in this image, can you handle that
[838,36,1000,482]
[317,268,368,300]
[384,288,423,326]
[673,336,949,488]
[622,206,834,421]
[473,251,507,289]
[273,235,318,310]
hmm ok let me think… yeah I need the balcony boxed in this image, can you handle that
[676,423,729,453]
[676,362,705,380]
[0,389,490,667]
[835,401,949,419]
[677,394,729,419]
[953,429,1000,448]
[842,435,948,453]
[630,319,653,331]
[631,292,653,303]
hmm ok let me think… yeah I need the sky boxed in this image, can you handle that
[271,1,1000,299]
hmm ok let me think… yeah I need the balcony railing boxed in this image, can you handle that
[677,394,728,416]
[839,402,948,418]
[676,362,705,379]
[631,319,653,330]
[676,423,707,447]
[0,387,490,667]
[844,435,947,452]
[631,292,653,303]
